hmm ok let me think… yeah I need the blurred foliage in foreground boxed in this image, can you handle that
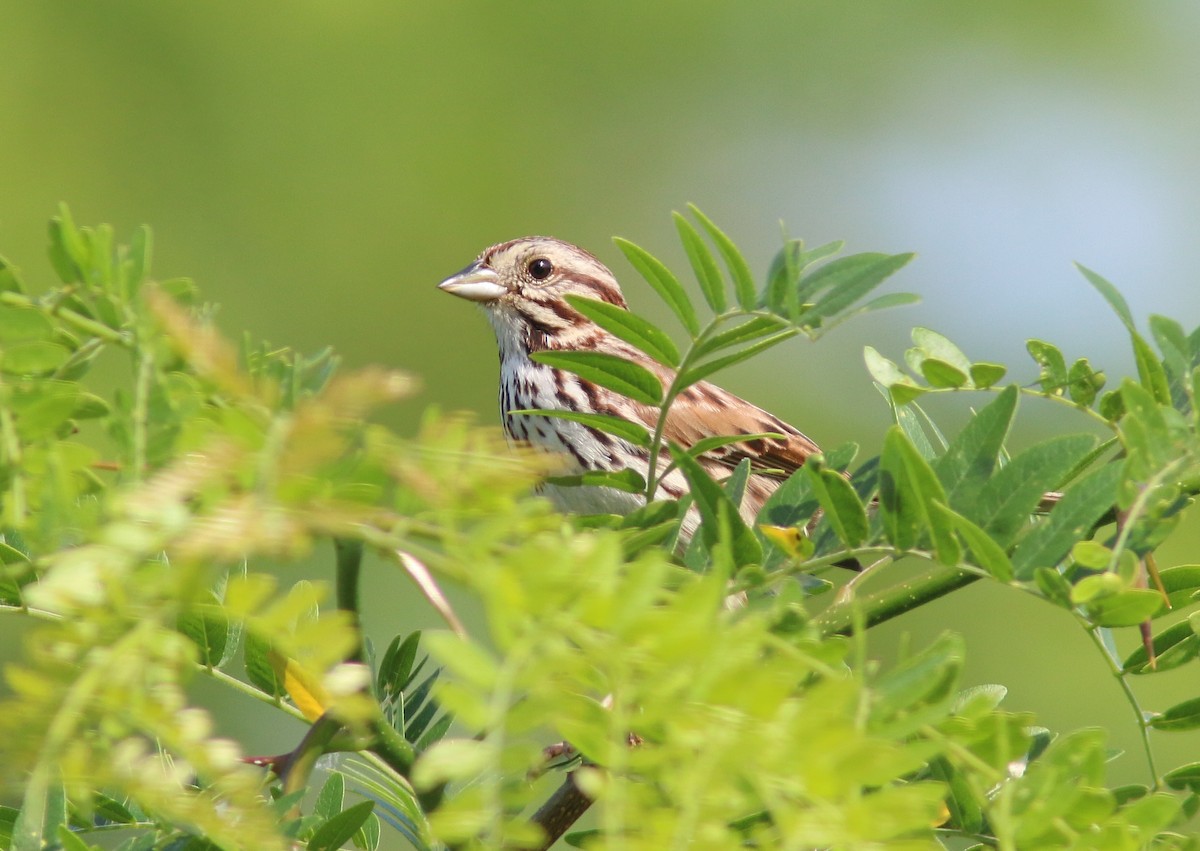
[0,208,1199,849]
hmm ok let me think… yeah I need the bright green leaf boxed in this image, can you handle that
[1123,620,1200,674]
[879,426,959,563]
[1150,696,1200,732]
[671,444,762,569]
[308,800,375,851]
[1010,462,1121,580]
[0,341,70,376]
[679,331,796,388]
[530,351,663,406]
[613,237,699,336]
[673,212,726,312]
[804,457,868,547]
[688,205,757,309]
[803,252,915,324]
[1026,339,1067,393]
[509,409,651,448]
[920,358,968,388]
[564,294,680,366]
[972,433,1099,545]
[547,468,646,494]
[969,362,1007,388]
[934,385,1018,511]
[0,307,54,343]
[1082,589,1163,628]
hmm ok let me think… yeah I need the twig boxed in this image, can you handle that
[531,773,594,851]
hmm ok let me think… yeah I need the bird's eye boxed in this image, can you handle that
[528,258,554,280]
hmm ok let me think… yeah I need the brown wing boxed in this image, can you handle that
[633,377,821,479]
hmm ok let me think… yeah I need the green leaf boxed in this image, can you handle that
[1149,696,1200,732]
[864,346,926,405]
[673,212,726,312]
[564,294,680,366]
[612,237,699,336]
[692,315,786,359]
[929,757,983,835]
[688,205,757,309]
[938,504,1014,581]
[314,772,345,822]
[530,351,662,406]
[547,468,646,494]
[870,632,964,737]
[0,255,27,294]
[765,239,803,315]
[47,207,86,283]
[879,426,959,563]
[1123,620,1200,674]
[1034,567,1073,608]
[308,800,375,851]
[1098,389,1125,422]
[1164,762,1200,793]
[243,631,283,697]
[803,456,868,547]
[11,781,66,851]
[510,409,651,448]
[920,358,968,388]
[1066,357,1105,407]
[1132,334,1172,406]
[177,605,233,668]
[934,384,1018,511]
[71,393,111,419]
[802,252,915,323]
[1077,263,1135,331]
[974,434,1099,545]
[679,331,796,388]
[1157,564,1200,610]
[969,362,1007,389]
[0,306,54,343]
[1082,589,1164,628]
[55,826,90,851]
[0,341,70,375]
[378,632,422,698]
[1026,339,1067,393]
[836,292,921,325]
[1149,313,1190,403]
[911,327,972,374]
[126,224,153,291]
[671,444,762,568]
[355,813,381,851]
[422,633,498,691]
[1010,462,1121,580]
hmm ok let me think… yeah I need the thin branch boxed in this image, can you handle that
[530,773,594,851]
[334,538,365,664]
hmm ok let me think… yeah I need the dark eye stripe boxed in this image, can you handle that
[572,273,627,307]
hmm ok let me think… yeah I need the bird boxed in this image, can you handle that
[437,236,823,543]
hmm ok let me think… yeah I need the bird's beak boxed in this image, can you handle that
[437,262,508,302]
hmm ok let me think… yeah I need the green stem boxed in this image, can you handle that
[643,314,725,501]
[0,290,130,346]
[334,538,365,664]
[814,562,980,636]
[1083,620,1160,788]
[130,348,154,482]
[643,309,802,501]
[0,375,27,527]
[280,712,344,800]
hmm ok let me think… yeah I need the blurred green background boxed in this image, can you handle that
[4,0,1200,812]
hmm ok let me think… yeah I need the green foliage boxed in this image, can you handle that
[2,206,1200,850]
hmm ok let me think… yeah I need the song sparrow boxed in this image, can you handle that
[438,236,822,542]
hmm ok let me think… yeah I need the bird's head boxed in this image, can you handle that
[440,235,626,311]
